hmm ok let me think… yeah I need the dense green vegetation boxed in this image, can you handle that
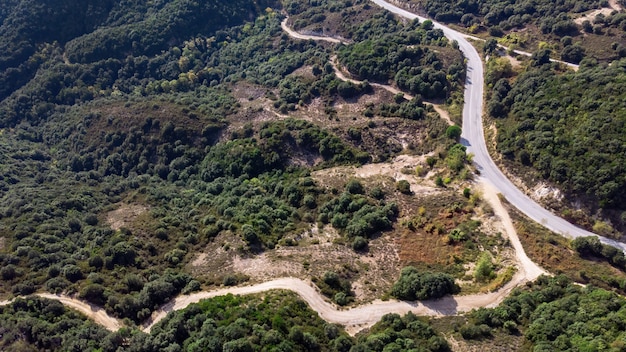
[391,266,459,300]
[317,179,399,248]
[415,0,601,33]
[0,0,277,105]
[313,270,356,306]
[0,0,466,332]
[512,207,626,296]
[337,23,464,100]
[0,292,451,351]
[351,312,450,352]
[285,0,465,102]
[134,292,348,351]
[460,275,626,351]
[0,296,115,351]
[493,59,626,232]
[6,0,626,349]
[572,236,626,270]
[412,0,626,63]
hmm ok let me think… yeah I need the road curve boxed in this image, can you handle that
[3,182,547,337]
[280,18,347,44]
[143,273,538,335]
[0,294,122,332]
[281,19,456,125]
[369,0,625,252]
[0,271,537,336]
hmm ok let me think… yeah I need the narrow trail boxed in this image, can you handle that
[499,45,580,71]
[0,294,122,332]
[372,0,626,255]
[280,18,347,44]
[480,180,547,281]
[281,18,455,125]
[37,293,123,331]
[141,182,551,335]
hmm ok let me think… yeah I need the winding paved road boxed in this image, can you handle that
[370,0,625,252]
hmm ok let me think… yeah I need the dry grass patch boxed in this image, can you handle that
[431,316,527,352]
[508,203,626,294]
[190,224,401,303]
[106,203,149,231]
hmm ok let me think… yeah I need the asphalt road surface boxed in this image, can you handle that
[370,0,626,252]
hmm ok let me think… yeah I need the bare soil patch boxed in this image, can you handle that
[504,54,522,69]
[610,0,623,10]
[312,154,440,195]
[191,224,401,303]
[228,79,445,162]
[106,203,148,231]
[574,7,616,25]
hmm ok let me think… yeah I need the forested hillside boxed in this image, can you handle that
[415,0,601,30]
[459,275,626,350]
[432,0,626,235]
[0,0,469,330]
[492,58,626,236]
[410,0,626,63]
[4,0,626,350]
[0,291,452,351]
[0,0,275,110]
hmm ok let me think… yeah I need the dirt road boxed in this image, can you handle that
[37,293,122,331]
[282,18,455,126]
[0,182,546,336]
[479,179,548,281]
[0,294,122,332]
[145,270,539,335]
[280,18,347,44]
[610,0,623,10]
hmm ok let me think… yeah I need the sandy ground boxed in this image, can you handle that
[106,203,148,231]
[311,153,440,195]
[37,293,122,331]
[281,18,347,44]
[479,179,547,282]
[574,0,622,25]
[574,8,615,24]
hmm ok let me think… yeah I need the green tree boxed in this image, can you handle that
[396,180,412,194]
[391,266,458,300]
[346,179,365,194]
[484,38,498,55]
[445,125,462,140]
[474,252,495,282]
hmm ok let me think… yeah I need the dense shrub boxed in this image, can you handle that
[391,266,459,300]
